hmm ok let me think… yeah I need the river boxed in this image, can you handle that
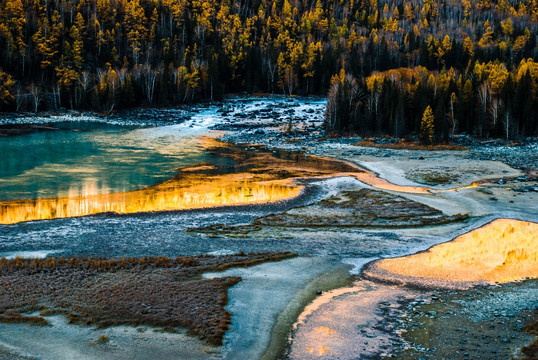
[0,96,536,360]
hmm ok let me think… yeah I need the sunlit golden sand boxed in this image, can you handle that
[375,219,538,285]
[305,327,337,355]
[352,172,430,194]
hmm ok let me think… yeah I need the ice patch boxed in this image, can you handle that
[0,250,61,259]
[206,249,237,256]
[342,257,380,275]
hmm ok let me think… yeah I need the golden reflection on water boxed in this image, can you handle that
[0,181,301,224]
[0,141,363,224]
[378,219,538,284]
[0,137,495,225]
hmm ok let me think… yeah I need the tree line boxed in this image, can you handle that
[0,0,536,137]
[325,59,538,141]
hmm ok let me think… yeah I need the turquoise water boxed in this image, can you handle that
[0,110,230,201]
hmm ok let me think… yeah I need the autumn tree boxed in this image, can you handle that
[0,69,14,109]
[419,105,435,144]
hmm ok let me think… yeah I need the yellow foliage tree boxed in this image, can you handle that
[419,105,435,144]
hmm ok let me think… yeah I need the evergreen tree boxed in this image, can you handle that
[419,105,435,144]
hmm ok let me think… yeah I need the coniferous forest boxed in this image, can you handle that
[0,0,537,139]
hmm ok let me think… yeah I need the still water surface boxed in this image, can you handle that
[0,109,230,201]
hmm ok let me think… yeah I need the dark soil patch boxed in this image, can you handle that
[405,169,460,186]
[0,252,295,345]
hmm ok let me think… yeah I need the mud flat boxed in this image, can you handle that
[0,252,299,359]
[286,280,420,359]
[361,219,538,359]
[2,97,538,360]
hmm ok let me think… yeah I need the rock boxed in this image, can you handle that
[478,188,494,195]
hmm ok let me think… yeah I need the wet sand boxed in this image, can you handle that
[287,219,538,359]
[393,280,538,360]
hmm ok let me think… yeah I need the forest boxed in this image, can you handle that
[0,0,537,139]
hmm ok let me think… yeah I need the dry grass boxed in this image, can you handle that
[188,189,468,238]
[522,315,538,360]
[0,251,295,345]
[253,189,468,228]
[524,319,538,335]
[354,138,468,151]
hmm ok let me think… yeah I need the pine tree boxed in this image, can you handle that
[419,105,435,144]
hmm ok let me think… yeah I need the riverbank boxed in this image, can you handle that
[0,255,350,360]
[1,96,537,359]
[392,279,538,360]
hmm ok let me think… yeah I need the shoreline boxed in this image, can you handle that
[1,97,537,359]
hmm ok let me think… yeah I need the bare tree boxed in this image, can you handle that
[75,71,92,108]
[477,82,491,112]
[28,84,41,113]
[368,90,381,132]
[107,69,120,111]
[477,82,491,136]
[489,98,502,127]
[14,82,25,112]
[448,92,457,136]
[502,108,512,140]
[52,84,61,109]
[266,58,277,94]
[140,64,157,104]
[325,81,338,132]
